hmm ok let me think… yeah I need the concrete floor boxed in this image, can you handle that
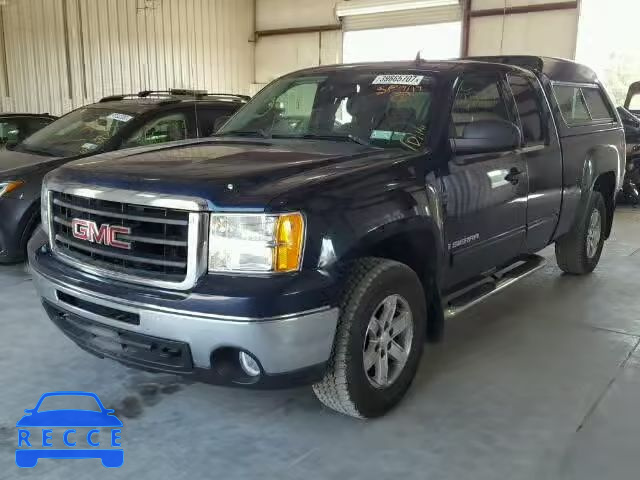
[3,209,640,479]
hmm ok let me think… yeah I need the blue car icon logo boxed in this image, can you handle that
[16,391,123,468]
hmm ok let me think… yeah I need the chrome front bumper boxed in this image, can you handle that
[31,267,339,376]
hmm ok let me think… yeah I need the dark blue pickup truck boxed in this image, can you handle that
[29,57,624,418]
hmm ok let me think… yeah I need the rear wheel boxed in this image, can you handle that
[555,191,606,274]
[312,258,426,418]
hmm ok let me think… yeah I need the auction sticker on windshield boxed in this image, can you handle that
[372,74,424,86]
[107,112,133,123]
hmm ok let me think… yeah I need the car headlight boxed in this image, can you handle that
[0,180,24,197]
[208,213,305,273]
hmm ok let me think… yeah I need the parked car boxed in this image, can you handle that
[0,113,56,148]
[624,81,640,117]
[29,57,623,418]
[0,89,248,263]
[615,106,640,205]
[617,106,640,155]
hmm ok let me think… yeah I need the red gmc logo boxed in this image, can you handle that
[71,219,132,250]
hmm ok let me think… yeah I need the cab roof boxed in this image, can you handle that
[465,56,599,84]
[292,56,599,84]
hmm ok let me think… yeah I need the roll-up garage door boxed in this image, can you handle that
[337,0,462,31]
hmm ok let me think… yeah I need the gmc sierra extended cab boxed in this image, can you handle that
[29,56,624,418]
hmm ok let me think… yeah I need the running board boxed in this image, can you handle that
[443,255,546,318]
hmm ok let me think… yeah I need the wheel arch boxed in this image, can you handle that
[339,216,445,342]
[574,145,620,240]
[592,171,616,238]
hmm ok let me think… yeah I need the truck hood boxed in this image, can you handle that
[0,148,63,177]
[50,138,414,209]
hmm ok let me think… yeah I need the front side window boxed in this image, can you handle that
[197,107,237,136]
[19,108,136,156]
[23,117,55,136]
[507,75,544,145]
[218,71,434,151]
[451,74,512,138]
[122,113,188,148]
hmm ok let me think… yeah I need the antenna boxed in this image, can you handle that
[415,50,422,65]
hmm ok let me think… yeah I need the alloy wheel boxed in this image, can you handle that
[363,294,414,389]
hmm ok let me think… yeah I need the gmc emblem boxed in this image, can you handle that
[71,219,132,250]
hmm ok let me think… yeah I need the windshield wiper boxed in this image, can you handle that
[215,129,269,138]
[297,133,375,147]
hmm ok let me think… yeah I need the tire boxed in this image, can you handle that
[312,257,427,418]
[555,191,607,274]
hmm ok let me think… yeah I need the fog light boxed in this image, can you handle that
[239,352,261,377]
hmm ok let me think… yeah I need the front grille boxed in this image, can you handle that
[50,191,190,282]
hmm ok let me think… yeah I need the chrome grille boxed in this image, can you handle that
[48,190,203,288]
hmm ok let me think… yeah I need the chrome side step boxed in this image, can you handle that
[443,254,546,318]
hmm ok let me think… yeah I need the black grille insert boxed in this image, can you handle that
[57,291,140,325]
[44,300,193,372]
[50,191,190,281]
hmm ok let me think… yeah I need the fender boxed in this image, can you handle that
[323,185,447,342]
[555,143,621,240]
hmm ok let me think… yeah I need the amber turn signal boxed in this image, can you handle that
[274,213,305,272]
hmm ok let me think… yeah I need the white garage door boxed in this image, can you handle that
[337,0,462,63]
[339,3,461,31]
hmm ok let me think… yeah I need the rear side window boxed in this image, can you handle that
[553,85,591,125]
[581,87,615,121]
[507,75,544,144]
[553,84,615,126]
[451,74,512,138]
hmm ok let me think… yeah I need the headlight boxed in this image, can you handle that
[208,213,305,273]
[0,180,24,197]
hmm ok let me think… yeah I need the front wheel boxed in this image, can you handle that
[312,258,426,418]
[555,191,607,274]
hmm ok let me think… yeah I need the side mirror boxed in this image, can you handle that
[451,119,521,155]
[213,116,231,133]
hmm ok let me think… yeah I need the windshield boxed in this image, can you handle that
[218,71,434,151]
[19,107,136,156]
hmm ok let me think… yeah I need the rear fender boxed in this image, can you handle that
[572,145,621,237]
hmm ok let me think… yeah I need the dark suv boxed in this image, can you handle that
[0,90,247,263]
[30,58,624,418]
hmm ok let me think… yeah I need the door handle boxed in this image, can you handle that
[505,167,523,185]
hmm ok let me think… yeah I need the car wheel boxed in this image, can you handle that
[555,191,607,274]
[312,257,426,418]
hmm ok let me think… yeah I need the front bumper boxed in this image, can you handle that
[30,236,339,388]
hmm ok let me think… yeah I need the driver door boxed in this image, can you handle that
[442,72,528,287]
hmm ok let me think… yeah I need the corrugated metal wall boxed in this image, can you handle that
[0,0,255,116]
